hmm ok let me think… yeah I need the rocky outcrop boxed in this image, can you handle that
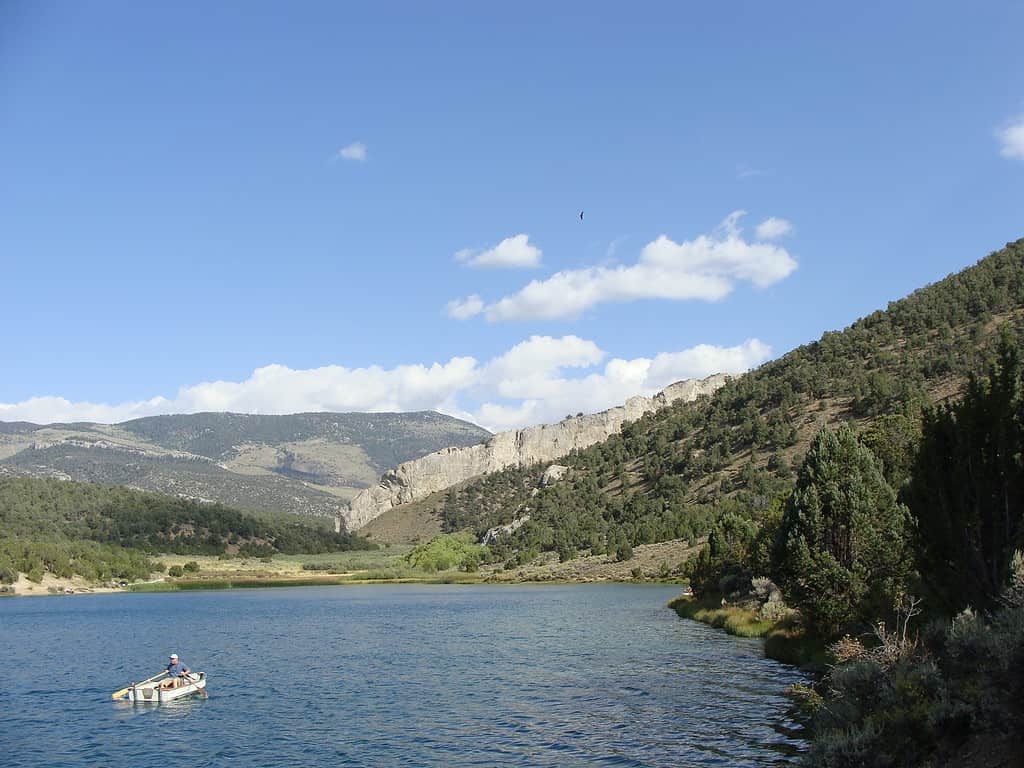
[540,464,569,487]
[481,515,531,545]
[343,374,729,530]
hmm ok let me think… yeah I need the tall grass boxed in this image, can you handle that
[669,595,774,637]
[670,594,826,668]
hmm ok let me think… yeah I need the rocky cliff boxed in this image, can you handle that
[343,374,729,530]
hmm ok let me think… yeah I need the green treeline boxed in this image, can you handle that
[0,477,373,584]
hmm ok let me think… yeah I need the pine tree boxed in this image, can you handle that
[773,424,912,636]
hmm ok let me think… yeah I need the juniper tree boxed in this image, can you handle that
[773,424,912,637]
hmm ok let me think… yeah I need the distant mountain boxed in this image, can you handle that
[0,411,490,519]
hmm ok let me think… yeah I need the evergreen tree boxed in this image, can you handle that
[904,328,1024,614]
[610,531,633,562]
[860,410,922,490]
[689,511,760,593]
[773,425,912,636]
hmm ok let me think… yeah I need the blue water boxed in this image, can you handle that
[0,584,806,767]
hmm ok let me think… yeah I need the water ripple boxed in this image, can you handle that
[0,584,807,767]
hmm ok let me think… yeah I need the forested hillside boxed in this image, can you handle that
[0,476,373,585]
[438,239,1024,564]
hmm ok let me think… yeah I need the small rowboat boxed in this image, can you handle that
[115,672,208,703]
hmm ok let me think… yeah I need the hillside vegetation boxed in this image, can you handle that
[0,476,373,585]
[774,330,1024,766]
[433,240,1024,564]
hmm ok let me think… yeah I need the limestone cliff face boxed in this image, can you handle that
[343,374,729,530]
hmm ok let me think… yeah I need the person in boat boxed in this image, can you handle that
[162,653,191,689]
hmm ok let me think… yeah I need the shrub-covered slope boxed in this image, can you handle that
[0,475,374,585]
[437,239,1024,561]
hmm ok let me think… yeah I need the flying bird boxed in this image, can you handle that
[579,210,584,221]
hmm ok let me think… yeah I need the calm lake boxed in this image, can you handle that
[0,584,806,767]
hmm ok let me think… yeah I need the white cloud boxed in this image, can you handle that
[468,336,771,429]
[0,337,772,433]
[646,339,772,383]
[486,335,604,377]
[480,335,606,400]
[170,359,478,415]
[0,396,174,425]
[446,295,484,320]
[997,116,1024,160]
[336,142,368,161]
[455,234,542,269]
[470,212,796,322]
[755,217,792,240]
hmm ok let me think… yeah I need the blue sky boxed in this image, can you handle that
[2,1,1022,430]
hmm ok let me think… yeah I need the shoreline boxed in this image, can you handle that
[669,594,827,670]
[2,538,699,597]
[2,572,690,597]
[2,572,123,598]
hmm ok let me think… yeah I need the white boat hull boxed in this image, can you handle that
[126,673,207,703]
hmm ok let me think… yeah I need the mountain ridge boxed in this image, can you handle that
[0,410,491,518]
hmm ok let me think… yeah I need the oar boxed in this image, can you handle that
[111,671,167,700]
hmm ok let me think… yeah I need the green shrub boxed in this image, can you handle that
[301,562,335,571]
[167,565,184,578]
[406,534,488,572]
[182,561,200,573]
[615,540,633,562]
[238,542,275,558]
[0,556,17,585]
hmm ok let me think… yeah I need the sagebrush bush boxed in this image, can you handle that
[759,597,792,622]
[751,576,774,600]
[801,583,1024,767]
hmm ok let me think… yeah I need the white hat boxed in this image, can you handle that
[169,653,178,659]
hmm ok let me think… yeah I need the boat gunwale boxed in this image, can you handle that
[126,672,206,703]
